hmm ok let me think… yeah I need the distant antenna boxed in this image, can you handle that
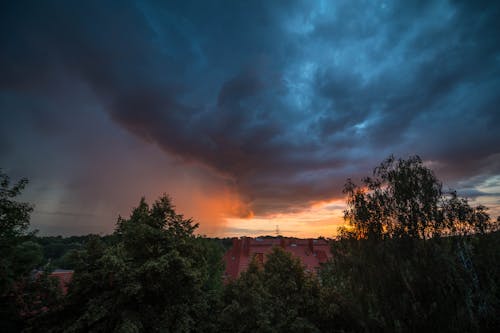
[275,225,280,237]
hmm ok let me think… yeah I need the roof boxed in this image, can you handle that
[50,270,73,294]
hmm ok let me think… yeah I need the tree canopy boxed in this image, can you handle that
[221,247,321,332]
[342,155,498,240]
[0,171,63,332]
[4,158,499,332]
[1,171,37,292]
[322,156,500,332]
[29,195,224,333]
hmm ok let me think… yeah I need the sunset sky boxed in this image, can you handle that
[1,1,499,237]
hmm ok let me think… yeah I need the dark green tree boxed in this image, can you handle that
[263,247,321,332]
[0,170,52,332]
[221,258,273,332]
[321,156,500,332]
[28,195,224,332]
[221,247,321,332]
[0,171,37,292]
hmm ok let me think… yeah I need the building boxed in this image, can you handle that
[49,269,74,294]
[32,269,73,295]
[223,237,332,280]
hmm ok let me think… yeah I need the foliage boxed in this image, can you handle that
[6,157,500,332]
[34,235,116,269]
[17,268,64,319]
[221,247,321,332]
[342,155,498,240]
[321,156,500,332]
[27,195,224,332]
[0,171,38,293]
[0,170,57,332]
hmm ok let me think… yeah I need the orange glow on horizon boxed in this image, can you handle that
[155,160,347,239]
[218,198,347,238]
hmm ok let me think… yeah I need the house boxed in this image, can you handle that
[49,269,73,294]
[223,237,331,280]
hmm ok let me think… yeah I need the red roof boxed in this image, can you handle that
[49,270,73,294]
[223,237,332,280]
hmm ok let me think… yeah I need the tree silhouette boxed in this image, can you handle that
[0,170,63,332]
[342,155,498,240]
[321,156,500,332]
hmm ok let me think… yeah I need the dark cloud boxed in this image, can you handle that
[1,0,500,234]
[457,189,500,199]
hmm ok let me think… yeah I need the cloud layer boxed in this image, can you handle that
[1,0,500,234]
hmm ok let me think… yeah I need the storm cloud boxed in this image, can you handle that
[1,0,500,234]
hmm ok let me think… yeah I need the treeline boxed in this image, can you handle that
[33,235,113,270]
[1,156,499,332]
[32,235,232,271]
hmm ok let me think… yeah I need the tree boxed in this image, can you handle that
[321,156,500,332]
[342,155,498,240]
[262,247,321,332]
[28,194,224,332]
[220,258,273,332]
[0,170,52,332]
[221,247,321,332]
[0,171,37,292]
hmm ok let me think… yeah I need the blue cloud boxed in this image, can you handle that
[1,0,499,225]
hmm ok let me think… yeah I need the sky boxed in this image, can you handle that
[1,0,500,237]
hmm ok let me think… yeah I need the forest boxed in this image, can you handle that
[1,156,499,332]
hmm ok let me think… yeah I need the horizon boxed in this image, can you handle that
[2,1,500,238]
